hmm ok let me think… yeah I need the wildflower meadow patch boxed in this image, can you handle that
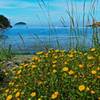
[0,48,100,100]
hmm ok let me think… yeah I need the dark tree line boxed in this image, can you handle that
[0,15,12,29]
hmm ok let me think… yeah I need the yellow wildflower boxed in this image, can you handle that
[79,64,84,69]
[6,95,12,100]
[54,56,58,59]
[5,72,8,76]
[68,54,74,58]
[15,92,20,98]
[53,69,57,73]
[38,98,42,100]
[19,66,23,69]
[14,89,18,93]
[32,56,40,61]
[31,92,36,97]
[68,70,74,75]
[97,67,100,71]
[5,89,9,93]
[90,90,95,94]
[51,91,59,99]
[55,50,60,52]
[52,60,57,64]
[98,97,100,100]
[17,98,20,100]
[74,75,78,78]
[9,82,14,86]
[86,87,90,91]
[90,48,96,52]
[79,85,85,91]
[52,64,56,68]
[64,62,68,64]
[91,70,97,75]
[62,67,69,72]
[87,56,94,60]
[23,64,28,67]
[16,70,21,75]
[36,51,43,55]
[45,53,48,57]
[84,53,87,56]
[31,65,37,69]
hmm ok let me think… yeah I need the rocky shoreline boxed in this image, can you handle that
[0,55,33,91]
[0,55,33,69]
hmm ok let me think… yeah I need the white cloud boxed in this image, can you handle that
[0,0,38,9]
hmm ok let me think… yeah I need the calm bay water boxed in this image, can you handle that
[0,26,100,53]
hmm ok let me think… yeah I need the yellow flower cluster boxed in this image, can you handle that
[0,48,100,100]
[79,85,85,91]
[51,91,59,99]
[6,95,12,100]
[31,92,36,97]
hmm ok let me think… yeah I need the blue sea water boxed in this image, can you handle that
[0,26,100,53]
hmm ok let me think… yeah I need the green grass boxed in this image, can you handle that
[0,45,14,62]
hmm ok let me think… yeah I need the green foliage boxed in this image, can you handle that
[0,47,100,100]
[0,45,14,61]
[0,45,14,91]
[0,70,5,87]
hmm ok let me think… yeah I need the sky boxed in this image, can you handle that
[0,0,100,27]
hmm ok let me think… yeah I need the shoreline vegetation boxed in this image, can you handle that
[0,0,100,99]
[87,22,100,27]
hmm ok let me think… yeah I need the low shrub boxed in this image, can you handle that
[0,47,100,100]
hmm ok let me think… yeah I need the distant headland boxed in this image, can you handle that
[14,22,27,26]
